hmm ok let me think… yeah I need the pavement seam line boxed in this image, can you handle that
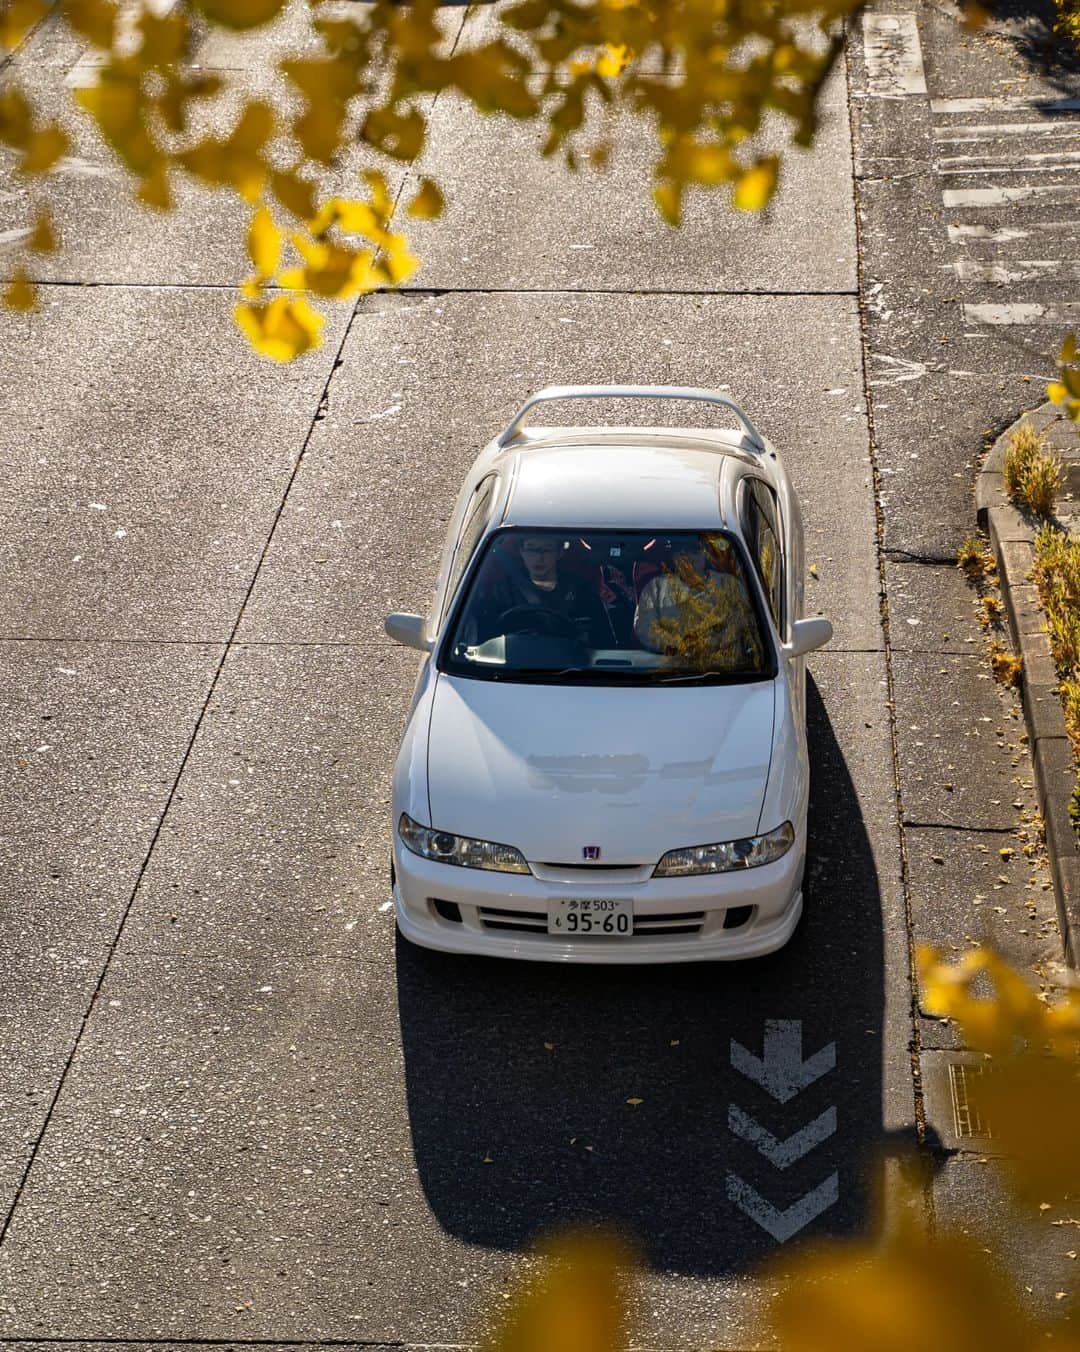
[3,280,862,298]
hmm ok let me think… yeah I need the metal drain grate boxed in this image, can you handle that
[948,1060,995,1141]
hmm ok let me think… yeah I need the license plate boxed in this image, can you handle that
[547,898,633,937]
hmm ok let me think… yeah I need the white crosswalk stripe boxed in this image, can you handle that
[928,79,1080,329]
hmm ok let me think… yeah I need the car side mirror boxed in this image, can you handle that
[784,617,833,660]
[385,613,433,652]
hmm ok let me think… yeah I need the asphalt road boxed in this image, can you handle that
[1,0,1072,1345]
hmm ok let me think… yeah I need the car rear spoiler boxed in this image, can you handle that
[495,384,765,452]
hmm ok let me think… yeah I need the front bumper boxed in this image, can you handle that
[392,837,805,964]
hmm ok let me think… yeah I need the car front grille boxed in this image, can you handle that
[476,906,707,937]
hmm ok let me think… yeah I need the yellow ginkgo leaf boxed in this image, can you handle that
[270,168,317,222]
[61,0,117,49]
[193,0,286,31]
[234,295,324,362]
[19,123,69,174]
[406,177,444,220]
[137,162,172,210]
[0,85,33,149]
[3,268,37,311]
[281,239,377,299]
[1047,382,1069,405]
[248,206,281,277]
[596,42,632,78]
[28,208,56,252]
[360,104,426,161]
[653,181,682,227]
[732,157,779,212]
[482,1231,631,1352]
[0,0,47,49]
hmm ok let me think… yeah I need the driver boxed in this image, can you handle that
[477,534,611,644]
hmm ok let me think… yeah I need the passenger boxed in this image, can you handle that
[634,537,764,672]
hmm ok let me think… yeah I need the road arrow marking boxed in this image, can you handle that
[726,1171,839,1243]
[728,1104,837,1168]
[730,1020,835,1103]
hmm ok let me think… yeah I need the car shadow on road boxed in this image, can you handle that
[395,673,884,1276]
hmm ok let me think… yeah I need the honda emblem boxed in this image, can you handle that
[582,846,601,861]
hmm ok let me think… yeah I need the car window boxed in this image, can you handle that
[440,528,774,686]
[743,480,784,631]
[442,476,497,622]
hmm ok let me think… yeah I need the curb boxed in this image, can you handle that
[975,404,1080,968]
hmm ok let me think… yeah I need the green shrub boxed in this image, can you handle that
[1003,422,1063,515]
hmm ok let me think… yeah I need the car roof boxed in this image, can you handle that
[500,432,757,531]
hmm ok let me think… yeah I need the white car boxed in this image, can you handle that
[384,386,832,963]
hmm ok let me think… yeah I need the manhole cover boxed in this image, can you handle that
[948,1060,995,1141]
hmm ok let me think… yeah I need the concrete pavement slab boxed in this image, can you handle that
[905,825,1061,1001]
[0,652,905,1347]
[118,642,412,960]
[932,1160,1080,1327]
[237,290,880,651]
[0,286,348,640]
[1,641,222,950]
[402,66,856,294]
[884,560,988,654]
[890,651,1039,830]
[0,639,220,1214]
[0,63,413,287]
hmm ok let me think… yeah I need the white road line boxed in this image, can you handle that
[943,184,1079,206]
[931,96,1080,114]
[862,14,927,97]
[934,122,1080,141]
[963,301,1080,325]
[947,221,1076,241]
[937,164,1080,177]
[936,150,1080,168]
[954,258,1067,283]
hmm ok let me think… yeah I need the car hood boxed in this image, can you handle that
[426,674,776,865]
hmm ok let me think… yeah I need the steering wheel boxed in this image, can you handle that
[496,605,580,640]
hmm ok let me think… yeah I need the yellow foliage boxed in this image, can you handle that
[481,1232,630,1352]
[3,268,36,310]
[61,0,117,49]
[233,295,325,361]
[28,208,56,253]
[767,1203,1038,1352]
[193,0,286,32]
[0,0,948,356]
[270,168,317,222]
[733,156,780,211]
[280,236,377,299]
[1050,332,1080,421]
[0,0,47,49]
[247,206,282,278]
[20,123,69,173]
[407,177,445,220]
[178,100,274,200]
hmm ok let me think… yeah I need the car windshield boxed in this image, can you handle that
[441,528,774,685]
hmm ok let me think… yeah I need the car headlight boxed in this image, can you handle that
[397,813,530,874]
[652,822,795,877]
